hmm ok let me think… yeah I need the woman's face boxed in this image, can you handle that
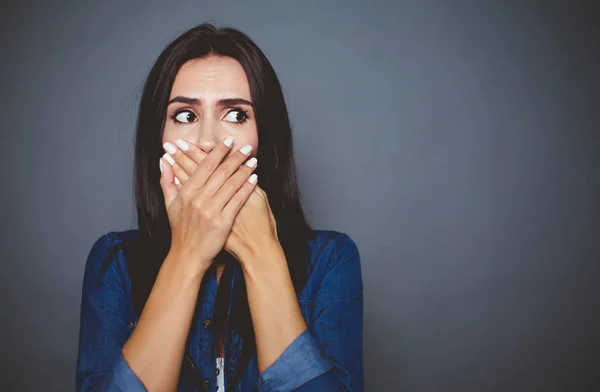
[162,55,258,161]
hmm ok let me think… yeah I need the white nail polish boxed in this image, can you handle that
[245,157,257,168]
[175,177,181,185]
[175,139,189,151]
[240,144,252,155]
[223,136,234,147]
[163,153,175,165]
[163,142,177,155]
[159,159,164,173]
[248,173,258,184]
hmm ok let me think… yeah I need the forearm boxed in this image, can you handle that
[121,251,207,392]
[241,243,307,374]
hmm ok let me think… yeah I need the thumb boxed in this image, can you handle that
[159,157,178,208]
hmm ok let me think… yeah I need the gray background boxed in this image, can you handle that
[1,1,598,391]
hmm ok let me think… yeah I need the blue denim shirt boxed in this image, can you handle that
[76,229,363,391]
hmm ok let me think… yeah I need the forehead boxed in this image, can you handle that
[170,55,251,100]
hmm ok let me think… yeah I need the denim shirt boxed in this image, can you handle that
[76,229,363,391]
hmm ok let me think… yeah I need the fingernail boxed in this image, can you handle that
[245,157,257,168]
[163,142,177,155]
[163,153,175,165]
[159,159,164,173]
[240,144,252,155]
[248,173,258,184]
[175,139,189,152]
[223,136,234,147]
[175,177,181,185]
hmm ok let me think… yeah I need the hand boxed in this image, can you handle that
[159,137,259,273]
[225,177,279,263]
[161,138,279,265]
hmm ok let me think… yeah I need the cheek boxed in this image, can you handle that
[161,127,174,145]
[232,135,259,156]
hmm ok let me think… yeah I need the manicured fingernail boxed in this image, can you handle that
[245,157,257,168]
[223,136,234,147]
[175,177,181,185]
[175,139,189,152]
[163,142,177,155]
[240,144,252,155]
[163,153,175,165]
[248,173,258,184]
[159,159,164,173]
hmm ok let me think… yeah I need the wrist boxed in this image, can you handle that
[240,240,286,278]
[164,249,211,281]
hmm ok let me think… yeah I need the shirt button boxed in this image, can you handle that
[128,321,135,329]
[200,379,209,391]
[202,319,212,329]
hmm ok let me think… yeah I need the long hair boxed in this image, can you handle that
[98,23,314,389]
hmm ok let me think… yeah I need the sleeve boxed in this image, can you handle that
[75,234,147,392]
[256,234,364,392]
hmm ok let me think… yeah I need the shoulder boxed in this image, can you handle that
[82,229,139,291]
[307,229,361,268]
[309,229,356,252]
[303,230,362,295]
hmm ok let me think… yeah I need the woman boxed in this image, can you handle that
[76,23,363,392]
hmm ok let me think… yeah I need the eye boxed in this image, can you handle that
[223,109,249,124]
[172,110,197,124]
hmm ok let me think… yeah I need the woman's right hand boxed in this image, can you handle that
[158,136,258,273]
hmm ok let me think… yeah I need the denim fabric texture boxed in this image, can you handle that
[76,229,363,391]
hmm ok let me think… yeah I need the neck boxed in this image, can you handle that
[216,263,225,285]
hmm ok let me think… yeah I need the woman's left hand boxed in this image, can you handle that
[162,138,279,265]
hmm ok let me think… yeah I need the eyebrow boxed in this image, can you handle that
[167,96,254,108]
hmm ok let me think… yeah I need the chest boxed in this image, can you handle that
[175,299,314,392]
[122,266,315,391]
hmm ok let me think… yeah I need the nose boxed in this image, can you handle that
[196,137,217,154]
[194,118,221,154]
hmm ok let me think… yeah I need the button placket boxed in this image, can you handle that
[200,379,209,391]
[127,316,138,330]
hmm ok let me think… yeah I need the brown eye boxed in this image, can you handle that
[223,109,248,123]
[173,110,197,124]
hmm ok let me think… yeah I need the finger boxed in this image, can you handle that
[202,143,254,199]
[175,138,207,166]
[162,153,190,184]
[159,158,178,208]
[213,156,258,211]
[187,136,235,190]
[253,184,267,201]
[222,173,258,221]
[163,142,195,182]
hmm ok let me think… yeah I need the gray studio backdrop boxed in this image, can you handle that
[1,1,598,391]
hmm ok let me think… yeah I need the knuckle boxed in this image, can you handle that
[191,197,204,210]
[179,187,191,200]
[215,167,232,184]
[201,208,215,221]
[211,164,225,178]
[221,181,237,196]
[212,215,226,228]
[231,195,244,208]
[194,153,205,166]
[193,150,207,162]
[202,159,217,173]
